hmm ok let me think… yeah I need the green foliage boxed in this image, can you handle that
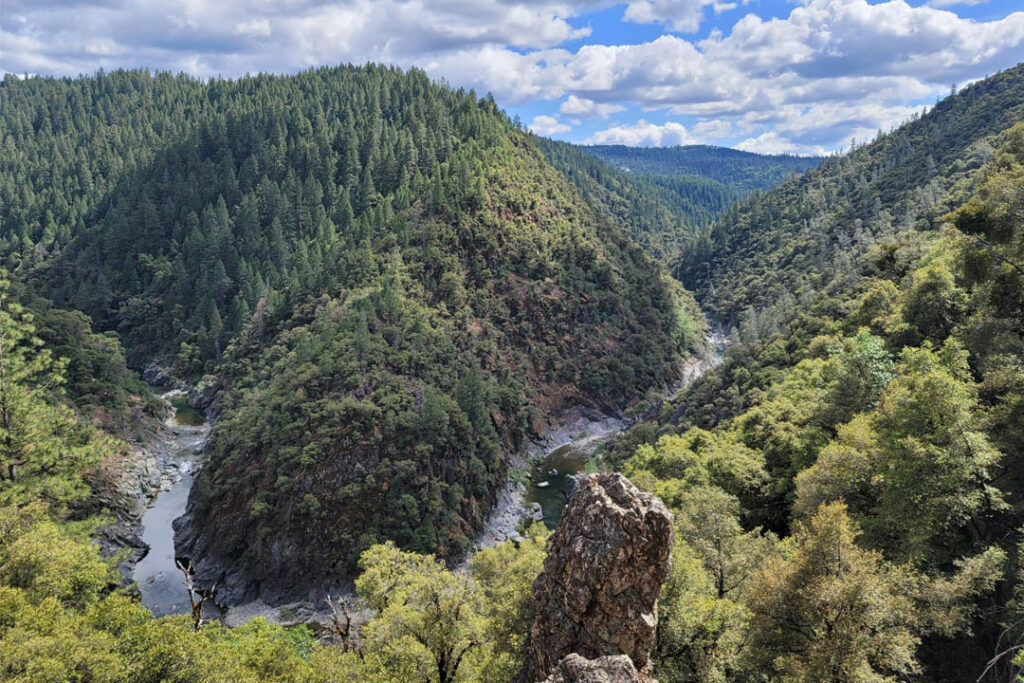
[743,502,922,681]
[741,502,1004,682]
[869,343,1003,558]
[672,486,777,601]
[357,543,486,682]
[0,278,115,511]
[0,501,551,682]
[618,72,1024,679]
[792,340,1002,561]
[0,504,331,683]
[623,429,767,509]
[679,64,1024,332]
[538,139,820,262]
[32,308,145,417]
[655,538,751,683]
[469,523,549,681]
[351,534,547,682]
[584,144,822,194]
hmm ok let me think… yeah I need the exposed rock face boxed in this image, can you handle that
[141,361,186,390]
[521,473,674,682]
[539,654,641,683]
[528,502,545,522]
[90,446,163,520]
[91,446,163,577]
[187,376,219,412]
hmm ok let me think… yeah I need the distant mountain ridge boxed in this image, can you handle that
[584,144,822,193]
[539,139,822,262]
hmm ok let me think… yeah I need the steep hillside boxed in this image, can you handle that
[607,68,1024,680]
[538,137,694,262]
[678,64,1024,331]
[540,140,821,261]
[0,67,704,603]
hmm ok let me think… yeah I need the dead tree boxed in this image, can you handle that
[325,593,362,653]
[176,559,216,631]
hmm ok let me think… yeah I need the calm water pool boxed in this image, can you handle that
[134,469,197,616]
[169,396,204,426]
[525,444,588,528]
[147,385,205,427]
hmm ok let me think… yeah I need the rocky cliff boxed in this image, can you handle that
[521,473,674,682]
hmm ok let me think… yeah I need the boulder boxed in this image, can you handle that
[562,473,580,501]
[527,502,544,522]
[142,362,184,389]
[520,473,673,682]
[187,380,218,411]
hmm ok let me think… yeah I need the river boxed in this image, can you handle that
[132,389,213,617]
[130,334,726,623]
[489,333,728,540]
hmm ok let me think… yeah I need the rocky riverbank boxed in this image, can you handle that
[172,337,727,627]
[472,336,726,553]
[94,386,210,589]
[472,409,625,552]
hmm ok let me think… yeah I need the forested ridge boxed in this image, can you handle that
[0,65,703,603]
[3,60,1024,683]
[585,144,820,192]
[678,63,1024,332]
[606,73,1024,681]
[539,139,821,262]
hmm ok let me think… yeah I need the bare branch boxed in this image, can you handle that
[176,559,216,631]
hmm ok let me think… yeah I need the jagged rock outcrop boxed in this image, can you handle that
[91,446,162,578]
[539,654,641,683]
[521,473,674,682]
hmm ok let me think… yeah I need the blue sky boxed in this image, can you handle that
[3,0,1024,154]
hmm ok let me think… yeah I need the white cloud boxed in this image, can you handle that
[622,0,715,33]
[928,0,990,6]
[735,131,824,156]
[2,0,1024,152]
[559,94,625,118]
[586,119,696,146]
[235,19,270,38]
[0,0,598,79]
[691,119,732,138]
[529,114,572,135]
[698,0,1024,84]
[543,0,1024,148]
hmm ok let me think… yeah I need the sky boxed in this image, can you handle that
[2,0,1024,155]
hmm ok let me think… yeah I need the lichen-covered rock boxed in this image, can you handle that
[89,446,163,520]
[538,654,642,683]
[520,473,673,682]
